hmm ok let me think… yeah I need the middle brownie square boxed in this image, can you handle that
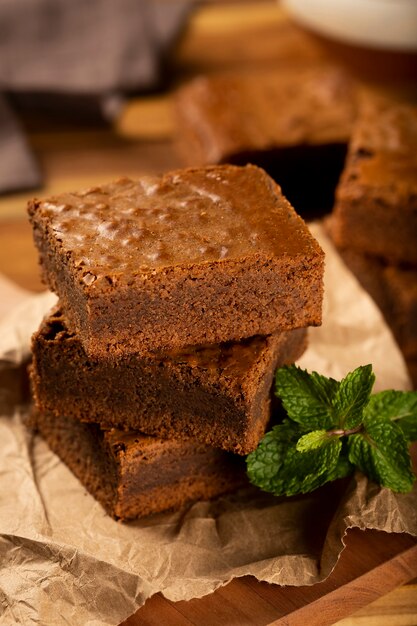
[30,307,307,455]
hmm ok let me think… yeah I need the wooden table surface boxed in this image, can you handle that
[1,2,416,624]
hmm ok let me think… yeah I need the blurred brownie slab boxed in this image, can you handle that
[334,244,417,359]
[31,307,307,454]
[28,410,247,521]
[0,361,31,416]
[174,66,356,214]
[406,358,417,390]
[27,164,324,356]
[332,92,417,265]
[383,265,417,359]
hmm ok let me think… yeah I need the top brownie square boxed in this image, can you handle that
[28,164,324,356]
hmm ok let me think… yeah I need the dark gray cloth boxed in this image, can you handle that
[0,95,42,193]
[0,0,194,193]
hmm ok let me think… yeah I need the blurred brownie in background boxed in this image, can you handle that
[331,91,417,265]
[333,244,417,361]
[174,65,357,215]
[328,91,417,386]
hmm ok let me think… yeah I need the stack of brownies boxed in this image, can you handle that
[329,91,417,384]
[27,164,324,520]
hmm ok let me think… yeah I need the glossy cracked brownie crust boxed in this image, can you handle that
[28,164,324,356]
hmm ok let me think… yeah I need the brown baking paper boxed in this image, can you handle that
[0,224,416,626]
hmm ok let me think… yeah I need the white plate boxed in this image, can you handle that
[282,0,417,52]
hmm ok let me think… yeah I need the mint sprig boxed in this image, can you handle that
[247,365,417,497]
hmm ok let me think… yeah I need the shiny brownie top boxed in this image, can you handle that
[28,164,322,284]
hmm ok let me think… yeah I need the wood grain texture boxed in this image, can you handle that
[122,530,417,626]
[337,584,417,626]
[0,219,44,292]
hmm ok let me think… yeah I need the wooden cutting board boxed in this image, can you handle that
[123,528,417,626]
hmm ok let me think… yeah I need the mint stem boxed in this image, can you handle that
[328,425,363,437]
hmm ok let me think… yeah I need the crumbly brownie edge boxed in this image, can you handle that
[239,327,308,453]
[27,411,247,521]
[30,214,323,355]
[114,439,247,520]
[83,253,323,357]
[28,410,119,517]
[28,198,91,342]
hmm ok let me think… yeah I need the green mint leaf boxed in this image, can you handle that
[275,438,342,496]
[333,365,375,429]
[327,453,354,481]
[348,416,415,493]
[249,364,416,500]
[296,429,331,452]
[280,438,342,496]
[246,420,302,494]
[364,390,417,442]
[275,365,339,430]
[247,420,342,497]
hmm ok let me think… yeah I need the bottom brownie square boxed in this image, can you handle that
[28,410,247,521]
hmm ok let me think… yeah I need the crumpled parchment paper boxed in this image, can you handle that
[0,224,416,626]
